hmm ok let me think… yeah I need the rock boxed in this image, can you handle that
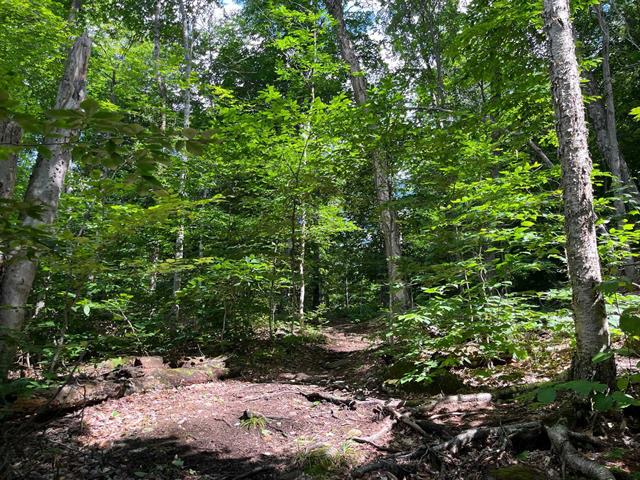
[487,465,544,480]
[133,356,165,369]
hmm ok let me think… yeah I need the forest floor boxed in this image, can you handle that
[5,322,640,480]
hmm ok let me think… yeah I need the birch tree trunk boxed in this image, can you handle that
[153,0,168,132]
[0,33,92,380]
[324,0,409,314]
[543,0,615,384]
[298,208,306,328]
[173,0,193,322]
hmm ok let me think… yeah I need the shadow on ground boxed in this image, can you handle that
[7,415,297,479]
[227,322,386,394]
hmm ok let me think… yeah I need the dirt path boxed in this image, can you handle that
[7,324,640,479]
[9,324,399,480]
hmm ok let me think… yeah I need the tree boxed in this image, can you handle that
[324,0,409,316]
[0,6,92,379]
[543,0,615,384]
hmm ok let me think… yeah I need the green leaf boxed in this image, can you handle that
[620,307,640,336]
[536,387,556,404]
[617,376,630,391]
[81,98,100,117]
[185,140,204,156]
[83,304,90,316]
[610,391,636,408]
[559,380,605,397]
[592,351,613,364]
[593,393,614,412]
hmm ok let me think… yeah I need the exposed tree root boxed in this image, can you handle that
[351,420,616,480]
[545,424,615,480]
[301,391,356,409]
[351,417,398,451]
[384,406,430,438]
[351,457,419,478]
[432,421,543,454]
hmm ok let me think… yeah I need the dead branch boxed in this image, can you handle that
[384,406,430,438]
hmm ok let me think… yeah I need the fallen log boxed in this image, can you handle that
[126,366,227,392]
[9,377,126,414]
[545,424,615,480]
[10,364,228,414]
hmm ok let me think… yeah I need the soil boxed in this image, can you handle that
[4,323,640,480]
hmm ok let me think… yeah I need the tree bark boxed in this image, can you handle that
[298,208,306,328]
[0,120,22,277]
[583,4,638,281]
[153,0,168,132]
[324,0,409,314]
[0,33,92,381]
[172,0,193,322]
[0,120,21,199]
[593,4,639,201]
[543,0,615,384]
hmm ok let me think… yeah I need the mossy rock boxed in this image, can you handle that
[488,465,543,480]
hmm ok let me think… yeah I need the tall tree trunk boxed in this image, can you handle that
[0,120,22,276]
[585,3,638,281]
[324,0,409,315]
[173,0,193,322]
[593,3,639,201]
[0,120,21,199]
[0,33,91,380]
[543,0,615,384]
[311,243,322,309]
[153,0,168,132]
[298,208,306,328]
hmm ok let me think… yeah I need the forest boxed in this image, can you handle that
[1,0,640,478]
